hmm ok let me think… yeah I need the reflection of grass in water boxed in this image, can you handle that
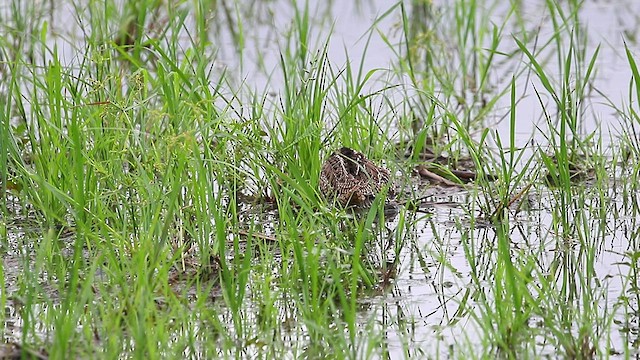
[0,0,639,358]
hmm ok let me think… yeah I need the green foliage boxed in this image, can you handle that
[0,0,637,359]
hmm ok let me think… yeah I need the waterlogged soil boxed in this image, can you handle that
[4,169,639,357]
[381,185,639,357]
[2,0,640,358]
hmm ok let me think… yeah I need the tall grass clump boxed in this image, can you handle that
[395,0,519,164]
[240,4,410,356]
[388,0,626,357]
[508,1,612,356]
[0,0,266,356]
[515,0,601,236]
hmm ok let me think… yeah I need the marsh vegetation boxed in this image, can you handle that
[0,0,639,358]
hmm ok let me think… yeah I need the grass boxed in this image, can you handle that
[0,0,639,358]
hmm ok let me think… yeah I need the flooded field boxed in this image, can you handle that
[1,0,639,358]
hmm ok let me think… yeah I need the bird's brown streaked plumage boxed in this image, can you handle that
[319,147,395,207]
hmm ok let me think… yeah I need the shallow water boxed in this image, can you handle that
[382,186,640,357]
[3,0,640,357]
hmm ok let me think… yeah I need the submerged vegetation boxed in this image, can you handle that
[0,0,639,358]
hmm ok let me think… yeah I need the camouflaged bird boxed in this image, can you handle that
[319,147,396,207]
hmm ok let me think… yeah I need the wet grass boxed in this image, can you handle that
[1,0,639,358]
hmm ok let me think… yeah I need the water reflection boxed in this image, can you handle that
[2,0,640,357]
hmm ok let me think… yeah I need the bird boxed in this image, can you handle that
[319,147,395,207]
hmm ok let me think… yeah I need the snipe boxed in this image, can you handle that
[319,147,395,207]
